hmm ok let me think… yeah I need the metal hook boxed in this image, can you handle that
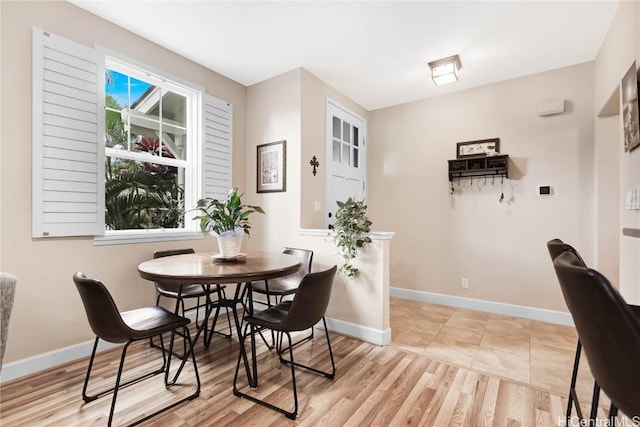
[483,176,487,186]
[450,182,455,195]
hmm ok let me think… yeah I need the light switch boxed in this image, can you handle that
[314,201,321,212]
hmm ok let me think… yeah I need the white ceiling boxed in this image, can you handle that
[71,1,619,111]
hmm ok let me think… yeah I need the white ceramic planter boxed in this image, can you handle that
[211,229,244,257]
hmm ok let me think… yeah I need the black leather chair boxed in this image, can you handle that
[74,272,200,426]
[153,249,232,351]
[251,248,313,302]
[250,247,313,350]
[546,239,598,423]
[233,265,337,420]
[553,251,640,422]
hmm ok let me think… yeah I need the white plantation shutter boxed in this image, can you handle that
[202,94,233,200]
[32,28,105,237]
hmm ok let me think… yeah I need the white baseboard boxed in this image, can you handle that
[255,299,391,345]
[0,304,391,383]
[323,317,391,346]
[1,338,119,383]
[390,287,574,326]
[0,306,211,384]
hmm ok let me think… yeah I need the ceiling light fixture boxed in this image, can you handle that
[428,55,461,86]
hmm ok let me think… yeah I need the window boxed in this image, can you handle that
[32,28,233,243]
[103,59,197,231]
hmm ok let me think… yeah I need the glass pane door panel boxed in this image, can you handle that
[333,117,341,139]
[343,122,351,143]
[353,147,359,168]
[333,139,341,162]
[354,127,359,146]
[342,143,350,165]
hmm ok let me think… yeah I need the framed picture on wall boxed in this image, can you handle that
[622,61,640,153]
[456,138,500,158]
[257,140,286,193]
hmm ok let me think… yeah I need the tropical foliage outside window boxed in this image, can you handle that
[104,67,189,230]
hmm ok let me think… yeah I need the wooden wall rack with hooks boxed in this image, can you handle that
[448,154,509,182]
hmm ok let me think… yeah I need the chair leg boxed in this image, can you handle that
[567,340,585,423]
[107,341,133,427]
[222,288,233,337]
[204,300,223,347]
[82,337,101,403]
[589,382,600,422]
[83,338,165,404]
[165,326,201,392]
[233,327,298,419]
[233,323,256,391]
[150,293,166,349]
[205,287,233,346]
[609,403,618,426]
[278,317,336,379]
[82,329,200,426]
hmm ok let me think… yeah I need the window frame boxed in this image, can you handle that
[98,54,204,243]
[33,32,232,245]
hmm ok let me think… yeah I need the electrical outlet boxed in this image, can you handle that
[461,278,469,289]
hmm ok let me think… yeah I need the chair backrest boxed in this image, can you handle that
[278,247,313,286]
[553,251,640,417]
[280,265,337,332]
[0,273,17,371]
[73,272,131,344]
[154,248,196,259]
[153,248,195,292]
[546,238,586,265]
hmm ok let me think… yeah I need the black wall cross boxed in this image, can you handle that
[310,155,319,176]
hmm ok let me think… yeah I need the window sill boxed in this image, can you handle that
[298,228,395,240]
[94,229,204,246]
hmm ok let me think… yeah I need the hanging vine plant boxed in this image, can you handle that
[332,197,373,278]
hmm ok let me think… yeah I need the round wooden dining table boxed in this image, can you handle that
[137,251,302,286]
[138,251,302,387]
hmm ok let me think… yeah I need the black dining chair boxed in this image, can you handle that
[73,272,200,427]
[552,251,640,423]
[250,247,313,350]
[546,238,598,423]
[152,248,233,353]
[233,265,337,420]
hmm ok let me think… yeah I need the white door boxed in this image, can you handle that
[325,99,366,229]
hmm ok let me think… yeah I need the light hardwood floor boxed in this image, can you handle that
[0,298,626,426]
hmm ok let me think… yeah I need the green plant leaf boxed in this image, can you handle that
[332,197,372,279]
[188,188,265,236]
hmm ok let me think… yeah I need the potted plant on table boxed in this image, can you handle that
[192,188,265,257]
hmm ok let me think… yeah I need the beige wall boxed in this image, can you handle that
[4,0,635,370]
[594,1,640,304]
[244,69,302,251]
[0,1,247,363]
[300,69,369,229]
[369,63,595,312]
[246,70,389,332]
